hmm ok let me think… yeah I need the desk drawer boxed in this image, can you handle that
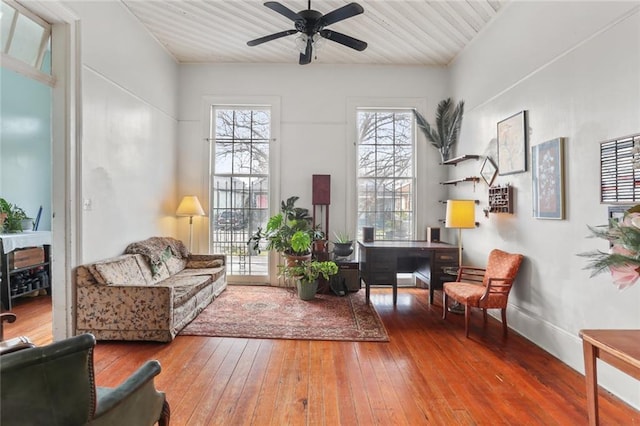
[435,252,457,263]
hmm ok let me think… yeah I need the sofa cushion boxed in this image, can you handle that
[178,266,225,283]
[159,275,213,307]
[164,255,187,275]
[89,255,146,285]
[186,258,223,269]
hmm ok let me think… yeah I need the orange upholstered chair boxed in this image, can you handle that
[442,249,524,338]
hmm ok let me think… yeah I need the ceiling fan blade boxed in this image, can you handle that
[319,30,367,51]
[320,2,364,27]
[299,37,312,65]
[247,29,298,47]
[264,1,303,22]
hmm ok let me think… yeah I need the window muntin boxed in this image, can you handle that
[211,107,270,277]
[357,109,415,241]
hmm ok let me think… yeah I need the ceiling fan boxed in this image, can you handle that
[247,1,368,65]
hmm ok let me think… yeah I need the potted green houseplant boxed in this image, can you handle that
[413,98,465,163]
[331,231,354,258]
[279,259,339,300]
[0,198,30,233]
[248,196,324,265]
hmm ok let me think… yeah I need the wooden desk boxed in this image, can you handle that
[357,240,458,305]
[579,329,640,426]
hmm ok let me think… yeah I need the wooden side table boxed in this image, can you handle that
[579,329,640,425]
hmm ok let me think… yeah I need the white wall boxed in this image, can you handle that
[178,63,450,253]
[63,1,180,262]
[449,1,640,407]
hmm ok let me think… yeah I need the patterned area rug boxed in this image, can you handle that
[180,285,389,342]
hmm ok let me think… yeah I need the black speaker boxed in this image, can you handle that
[426,227,440,242]
[363,227,374,242]
[312,174,331,205]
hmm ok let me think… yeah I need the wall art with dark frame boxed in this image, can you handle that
[497,110,528,175]
[532,137,565,220]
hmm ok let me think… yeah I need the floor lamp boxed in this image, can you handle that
[176,195,205,253]
[445,200,476,313]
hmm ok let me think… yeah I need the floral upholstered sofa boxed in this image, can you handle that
[76,237,226,342]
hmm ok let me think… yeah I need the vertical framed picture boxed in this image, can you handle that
[532,138,565,219]
[497,111,528,175]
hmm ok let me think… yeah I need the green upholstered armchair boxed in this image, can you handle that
[0,333,170,426]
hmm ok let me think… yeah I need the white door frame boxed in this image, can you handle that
[26,1,82,340]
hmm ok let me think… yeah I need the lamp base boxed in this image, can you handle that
[447,302,465,315]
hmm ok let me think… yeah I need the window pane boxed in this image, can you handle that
[8,13,44,66]
[1,2,16,52]
[356,109,415,241]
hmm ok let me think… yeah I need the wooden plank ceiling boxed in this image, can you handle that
[122,0,508,65]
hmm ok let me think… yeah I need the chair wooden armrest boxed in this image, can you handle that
[479,277,512,302]
[0,313,17,340]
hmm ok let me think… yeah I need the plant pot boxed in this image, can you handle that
[333,242,353,257]
[296,279,318,300]
[21,218,33,231]
[285,253,312,267]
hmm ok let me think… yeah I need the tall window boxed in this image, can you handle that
[357,109,415,241]
[211,107,270,278]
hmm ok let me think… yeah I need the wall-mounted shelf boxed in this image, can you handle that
[488,185,514,214]
[440,177,480,186]
[441,155,480,166]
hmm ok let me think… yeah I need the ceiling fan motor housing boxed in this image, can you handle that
[296,9,323,35]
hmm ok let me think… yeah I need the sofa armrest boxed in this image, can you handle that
[186,254,225,268]
[76,284,172,330]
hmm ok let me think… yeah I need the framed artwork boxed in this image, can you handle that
[532,138,565,219]
[480,157,498,186]
[497,111,528,175]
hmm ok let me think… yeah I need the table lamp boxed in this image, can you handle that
[176,195,205,252]
[445,199,476,268]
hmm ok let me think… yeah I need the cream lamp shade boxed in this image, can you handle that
[176,196,205,218]
[445,200,476,229]
[176,195,205,253]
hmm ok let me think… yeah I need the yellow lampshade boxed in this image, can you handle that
[176,196,205,217]
[445,200,476,229]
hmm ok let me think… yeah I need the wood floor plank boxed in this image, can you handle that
[3,290,639,425]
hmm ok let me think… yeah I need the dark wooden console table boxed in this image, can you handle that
[579,329,640,426]
[357,240,458,305]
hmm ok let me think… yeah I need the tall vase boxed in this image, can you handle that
[296,279,318,300]
[439,146,452,163]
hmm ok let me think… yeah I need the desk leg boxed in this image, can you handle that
[582,340,599,426]
[392,282,397,305]
[364,278,370,303]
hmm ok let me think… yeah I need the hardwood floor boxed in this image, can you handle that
[4,288,639,425]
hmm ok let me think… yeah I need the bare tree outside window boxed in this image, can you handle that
[211,108,270,277]
[357,110,415,241]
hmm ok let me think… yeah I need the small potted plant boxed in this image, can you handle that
[0,198,30,233]
[331,231,354,258]
[279,260,338,300]
[248,196,324,265]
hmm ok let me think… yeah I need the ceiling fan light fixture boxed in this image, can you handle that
[312,33,325,51]
[294,34,308,53]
